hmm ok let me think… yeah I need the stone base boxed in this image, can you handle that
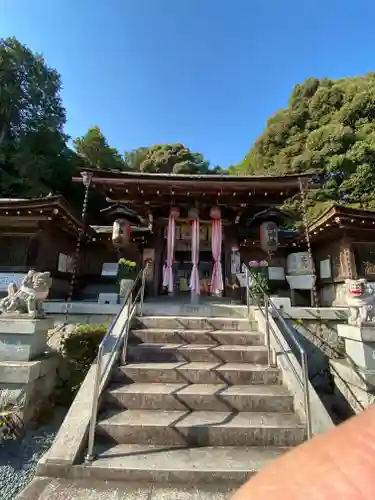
[0,355,58,424]
[337,323,375,371]
[330,358,375,415]
[0,317,53,361]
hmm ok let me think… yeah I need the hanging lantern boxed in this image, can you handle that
[210,206,221,220]
[260,221,279,253]
[188,207,199,220]
[170,206,180,219]
[112,219,132,248]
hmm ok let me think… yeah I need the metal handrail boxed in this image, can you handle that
[245,266,312,439]
[85,263,148,462]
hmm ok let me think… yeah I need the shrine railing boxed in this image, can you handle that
[85,263,148,462]
[245,266,312,439]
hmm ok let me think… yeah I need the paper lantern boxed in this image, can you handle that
[170,207,180,219]
[210,206,221,220]
[188,207,199,220]
[112,219,132,248]
[260,221,278,253]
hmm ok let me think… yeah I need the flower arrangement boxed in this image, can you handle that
[0,390,24,442]
[117,259,137,282]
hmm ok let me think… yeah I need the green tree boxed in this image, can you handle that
[125,143,210,174]
[0,37,65,145]
[233,73,375,220]
[73,126,125,171]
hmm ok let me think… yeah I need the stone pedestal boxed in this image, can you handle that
[119,279,134,303]
[334,323,375,413]
[0,317,53,361]
[337,324,375,371]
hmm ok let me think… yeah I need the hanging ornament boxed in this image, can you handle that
[170,206,180,219]
[210,206,221,220]
[188,207,199,220]
[260,221,279,253]
[112,219,132,248]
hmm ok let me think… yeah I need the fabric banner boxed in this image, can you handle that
[210,218,224,294]
[189,218,200,295]
[162,214,176,293]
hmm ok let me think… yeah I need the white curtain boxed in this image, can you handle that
[189,218,200,296]
[211,218,223,295]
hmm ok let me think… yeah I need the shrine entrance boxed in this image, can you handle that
[160,220,225,297]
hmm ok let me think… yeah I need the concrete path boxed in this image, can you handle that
[17,477,236,499]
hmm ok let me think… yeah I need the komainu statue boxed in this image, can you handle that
[345,278,375,327]
[0,270,52,318]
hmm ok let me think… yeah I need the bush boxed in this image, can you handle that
[55,323,108,406]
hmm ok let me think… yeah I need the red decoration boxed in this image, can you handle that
[210,206,221,220]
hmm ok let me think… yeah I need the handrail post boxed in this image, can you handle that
[301,350,312,439]
[245,267,250,318]
[85,344,103,463]
[139,265,147,317]
[264,293,272,367]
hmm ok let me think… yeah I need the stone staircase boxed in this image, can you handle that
[90,314,306,486]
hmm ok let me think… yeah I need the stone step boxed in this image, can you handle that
[89,443,289,484]
[129,329,264,346]
[96,409,305,447]
[127,343,269,364]
[114,362,282,385]
[134,316,255,332]
[105,382,294,412]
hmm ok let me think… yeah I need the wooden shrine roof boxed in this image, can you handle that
[0,196,94,237]
[307,204,375,242]
[73,168,315,217]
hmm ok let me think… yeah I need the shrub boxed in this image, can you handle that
[55,323,108,406]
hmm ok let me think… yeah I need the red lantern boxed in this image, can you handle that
[210,206,221,220]
[170,207,180,219]
[112,219,132,248]
[188,207,199,220]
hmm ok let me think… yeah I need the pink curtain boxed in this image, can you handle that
[189,218,200,296]
[211,218,224,295]
[162,214,176,293]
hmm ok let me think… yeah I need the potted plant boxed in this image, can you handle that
[117,259,137,302]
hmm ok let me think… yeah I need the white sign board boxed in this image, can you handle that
[320,259,332,279]
[268,267,285,281]
[236,273,252,288]
[0,273,26,292]
[101,263,118,277]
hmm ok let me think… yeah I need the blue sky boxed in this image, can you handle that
[1,0,375,167]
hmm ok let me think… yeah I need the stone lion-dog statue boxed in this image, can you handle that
[0,270,52,318]
[345,278,375,327]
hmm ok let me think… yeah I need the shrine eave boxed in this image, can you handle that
[0,196,93,236]
[72,168,314,192]
[308,204,375,240]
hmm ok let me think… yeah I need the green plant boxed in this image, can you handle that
[250,271,270,296]
[117,258,137,282]
[0,390,24,441]
[55,323,108,406]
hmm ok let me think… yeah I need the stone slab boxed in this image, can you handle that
[17,477,235,499]
[338,323,375,342]
[330,358,375,391]
[344,338,375,371]
[0,318,52,361]
[0,357,58,384]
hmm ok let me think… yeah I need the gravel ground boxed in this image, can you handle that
[0,408,67,500]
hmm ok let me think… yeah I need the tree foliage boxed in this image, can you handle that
[233,74,375,219]
[73,126,126,171]
[124,143,210,174]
